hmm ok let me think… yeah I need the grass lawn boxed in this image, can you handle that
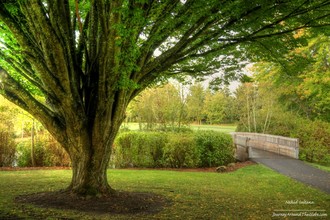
[308,163,330,172]
[0,165,329,219]
[121,122,237,133]
[189,124,237,133]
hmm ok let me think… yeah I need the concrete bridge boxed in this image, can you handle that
[231,132,330,194]
[231,132,299,161]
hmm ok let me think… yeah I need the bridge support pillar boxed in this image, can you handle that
[235,145,249,162]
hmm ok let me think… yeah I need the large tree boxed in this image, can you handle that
[0,0,330,196]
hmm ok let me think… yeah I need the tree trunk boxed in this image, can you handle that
[59,104,126,197]
[68,150,114,196]
[65,131,117,196]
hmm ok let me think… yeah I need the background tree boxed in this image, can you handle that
[0,96,16,167]
[254,35,330,122]
[235,83,254,132]
[129,83,185,129]
[222,88,239,124]
[152,84,183,128]
[0,0,330,197]
[235,81,280,133]
[129,88,157,130]
[203,90,226,124]
[186,83,205,124]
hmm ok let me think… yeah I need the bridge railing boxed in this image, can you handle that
[231,132,299,160]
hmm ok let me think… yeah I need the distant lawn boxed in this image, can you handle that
[0,165,329,219]
[121,122,237,133]
[121,122,141,130]
[189,124,237,133]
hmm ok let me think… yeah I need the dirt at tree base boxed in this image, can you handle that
[15,190,170,216]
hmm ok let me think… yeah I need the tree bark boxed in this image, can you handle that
[68,149,114,196]
[64,123,121,196]
[56,95,127,197]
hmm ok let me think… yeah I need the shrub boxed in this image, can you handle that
[0,131,16,167]
[40,134,71,166]
[16,140,42,167]
[292,120,330,165]
[194,131,235,167]
[16,133,70,167]
[113,131,167,168]
[162,134,199,168]
[0,106,16,167]
[114,130,235,168]
[265,116,330,165]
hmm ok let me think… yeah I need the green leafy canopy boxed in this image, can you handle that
[0,0,329,135]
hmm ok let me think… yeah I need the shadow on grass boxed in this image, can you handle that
[0,211,26,220]
[15,190,171,216]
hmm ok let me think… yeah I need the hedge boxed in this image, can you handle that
[195,131,235,167]
[113,132,167,168]
[113,130,234,168]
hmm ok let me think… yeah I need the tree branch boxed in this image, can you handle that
[0,67,65,133]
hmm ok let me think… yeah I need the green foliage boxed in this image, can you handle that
[113,131,167,168]
[254,35,330,122]
[0,96,70,167]
[114,130,234,168]
[203,90,225,124]
[0,131,16,167]
[16,141,40,167]
[128,83,188,129]
[0,98,16,167]
[128,82,238,128]
[195,131,235,167]
[292,120,330,165]
[152,126,193,133]
[163,134,199,168]
[16,134,70,167]
[237,36,330,165]
[186,83,205,124]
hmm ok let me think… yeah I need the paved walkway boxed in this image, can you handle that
[250,148,330,194]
